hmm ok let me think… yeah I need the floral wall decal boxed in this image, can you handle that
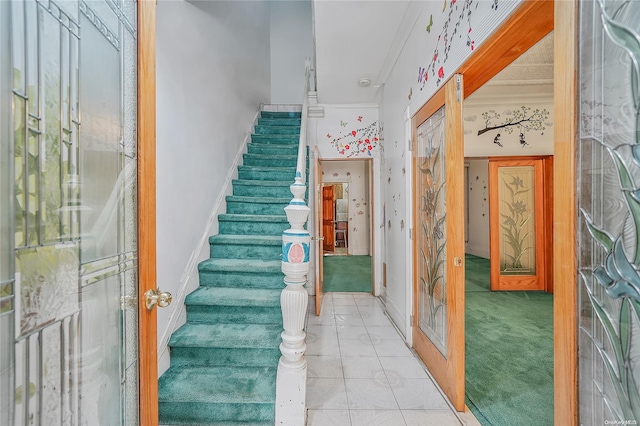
[418,0,483,90]
[327,119,380,157]
[316,107,379,159]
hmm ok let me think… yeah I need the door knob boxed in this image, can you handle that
[145,288,173,310]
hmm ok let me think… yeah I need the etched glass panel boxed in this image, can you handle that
[416,106,447,355]
[578,1,640,424]
[0,2,14,424]
[79,12,121,262]
[122,0,137,30]
[497,166,535,275]
[80,275,122,425]
[41,7,63,242]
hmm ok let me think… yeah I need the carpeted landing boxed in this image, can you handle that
[322,255,372,292]
[465,254,553,426]
[158,110,304,425]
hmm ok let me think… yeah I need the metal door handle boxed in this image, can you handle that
[145,289,173,310]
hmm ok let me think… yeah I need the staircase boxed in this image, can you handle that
[158,110,303,425]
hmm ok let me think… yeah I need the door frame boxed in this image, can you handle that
[410,0,577,423]
[138,1,158,425]
[314,153,324,315]
[314,157,376,297]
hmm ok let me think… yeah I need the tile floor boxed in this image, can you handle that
[305,292,481,426]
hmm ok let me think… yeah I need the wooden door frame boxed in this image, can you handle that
[138,1,157,425]
[314,153,324,315]
[411,0,577,422]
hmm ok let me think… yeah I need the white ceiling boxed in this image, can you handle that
[313,0,412,104]
[312,1,553,105]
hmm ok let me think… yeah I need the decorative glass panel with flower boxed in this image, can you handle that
[416,106,447,355]
[578,0,640,423]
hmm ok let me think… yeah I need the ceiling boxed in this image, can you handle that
[312,1,554,105]
[313,0,412,104]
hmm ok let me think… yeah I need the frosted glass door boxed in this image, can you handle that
[488,158,547,291]
[578,1,640,424]
[412,75,465,411]
[0,0,139,424]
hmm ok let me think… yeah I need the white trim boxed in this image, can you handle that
[157,109,261,374]
[404,106,414,347]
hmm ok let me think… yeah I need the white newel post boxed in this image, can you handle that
[275,172,310,425]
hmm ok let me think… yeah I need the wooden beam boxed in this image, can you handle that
[460,0,554,99]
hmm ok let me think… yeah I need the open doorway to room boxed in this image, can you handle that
[320,159,374,294]
[462,32,554,426]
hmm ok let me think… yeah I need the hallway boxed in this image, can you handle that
[305,293,480,425]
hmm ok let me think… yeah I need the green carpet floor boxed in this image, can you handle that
[158,110,304,425]
[465,254,554,426]
[323,255,372,292]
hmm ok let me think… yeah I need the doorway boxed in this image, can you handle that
[317,159,374,295]
[410,0,569,422]
[461,30,555,424]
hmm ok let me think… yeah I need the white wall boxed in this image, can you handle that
[466,159,490,258]
[156,0,271,374]
[270,0,313,104]
[377,0,524,340]
[322,160,371,256]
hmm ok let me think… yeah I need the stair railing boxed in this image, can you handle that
[275,57,311,425]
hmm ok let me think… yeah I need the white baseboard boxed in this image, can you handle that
[157,109,261,376]
[382,293,407,341]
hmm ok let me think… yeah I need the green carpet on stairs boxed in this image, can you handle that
[158,109,304,425]
[465,254,554,426]
[322,255,372,292]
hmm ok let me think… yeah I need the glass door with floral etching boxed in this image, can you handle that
[0,0,140,424]
[412,76,465,411]
[578,1,640,424]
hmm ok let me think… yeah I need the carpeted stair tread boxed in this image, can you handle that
[254,125,300,135]
[247,145,298,156]
[209,234,282,246]
[250,134,299,144]
[186,287,281,307]
[198,258,281,273]
[225,195,290,204]
[257,117,301,126]
[169,323,282,349]
[260,111,301,118]
[233,179,292,187]
[158,366,276,403]
[218,214,287,222]
[243,153,297,161]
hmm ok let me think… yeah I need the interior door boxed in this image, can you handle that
[488,157,548,291]
[412,75,465,411]
[314,154,324,315]
[0,1,158,425]
[322,185,335,251]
